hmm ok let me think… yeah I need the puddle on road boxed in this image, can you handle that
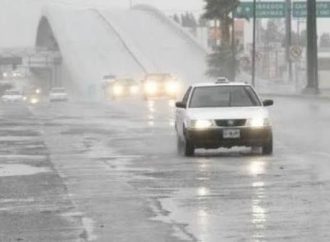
[0,164,50,177]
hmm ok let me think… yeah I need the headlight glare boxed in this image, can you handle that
[247,117,269,128]
[165,81,179,94]
[191,120,213,129]
[144,81,157,95]
[30,97,39,104]
[130,85,139,94]
[113,85,124,96]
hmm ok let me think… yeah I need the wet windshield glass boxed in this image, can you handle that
[189,86,261,108]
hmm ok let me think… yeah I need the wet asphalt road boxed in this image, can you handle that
[1,96,330,242]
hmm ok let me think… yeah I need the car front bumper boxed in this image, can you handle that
[186,127,272,149]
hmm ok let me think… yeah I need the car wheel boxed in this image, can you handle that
[183,137,195,157]
[262,138,273,155]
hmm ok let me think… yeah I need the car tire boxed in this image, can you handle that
[183,138,195,157]
[262,138,273,155]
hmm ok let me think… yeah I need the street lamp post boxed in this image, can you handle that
[252,0,257,87]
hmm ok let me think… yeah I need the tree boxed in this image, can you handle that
[203,0,240,79]
[262,20,284,44]
[173,14,180,24]
[203,0,240,46]
[206,46,240,78]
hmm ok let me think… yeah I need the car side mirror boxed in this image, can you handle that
[263,99,274,106]
[175,101,186,109]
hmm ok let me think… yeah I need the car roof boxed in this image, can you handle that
[191,82,251,88]
[50,87,66,91]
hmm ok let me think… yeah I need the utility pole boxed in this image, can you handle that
[305,0,319,94]
[232,14,236,82]
[129,0,133,9]
[286,0,292,82]
[252,0,257,87]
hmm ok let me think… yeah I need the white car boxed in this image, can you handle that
[175,80,274,156]
[49,87,68,102]
[1,90,24,103]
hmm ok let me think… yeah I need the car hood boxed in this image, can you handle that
[186,107,269,120]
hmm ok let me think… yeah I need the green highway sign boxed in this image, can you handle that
[235,1,330,19]
[235,2,286,18]
[293,2,330,18]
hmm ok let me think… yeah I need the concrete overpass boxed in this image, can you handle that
[33,3,208,97]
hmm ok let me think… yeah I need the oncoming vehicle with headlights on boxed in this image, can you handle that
[106,78,140,100]
[142,73,180,100]
[175,80,274,156]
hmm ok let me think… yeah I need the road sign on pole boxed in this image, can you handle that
[293,2,330,18]
[289,46,303,61]
[235,2,286,18]
[235,1,330,19]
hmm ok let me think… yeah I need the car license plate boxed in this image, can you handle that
[223,129,240,139]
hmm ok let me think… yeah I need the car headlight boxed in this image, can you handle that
[190,120,214,129]
[165,81,179,95]
[130,85,139,94]
[113,85,124,96]
[144,81,158,95]
[247,117,270,128]
[30,97,39,104]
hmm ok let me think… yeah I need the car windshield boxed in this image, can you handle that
[189,86,261,108]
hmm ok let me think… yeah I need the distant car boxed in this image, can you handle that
[142,73,180,100]
[25,93,41,104]
[24,88,43,104]
[1,90,24,103]
[106,78,140,100]
[49,87,68,102]
[175,80,274,156]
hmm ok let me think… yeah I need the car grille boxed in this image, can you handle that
[215,119,246,127]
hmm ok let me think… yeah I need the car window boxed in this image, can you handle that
[182,86,192,106]
[189,86,261,108]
